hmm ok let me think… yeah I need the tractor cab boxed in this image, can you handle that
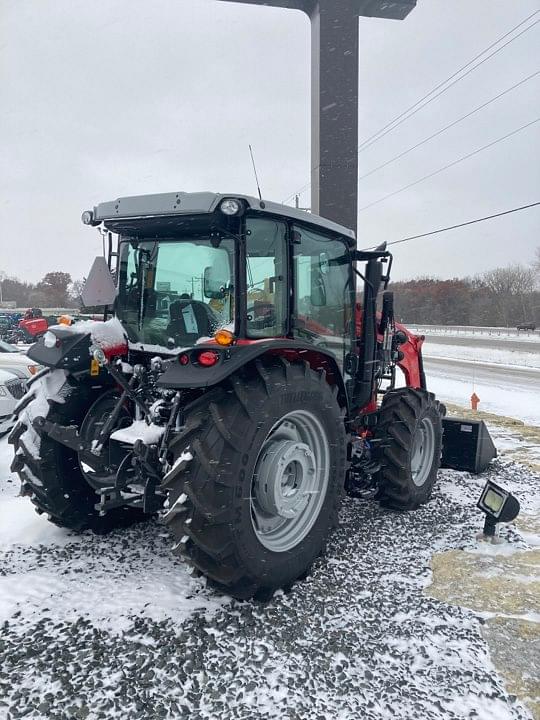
[86,192,356,364]
[82,193,425,413]
[82,191,409,413]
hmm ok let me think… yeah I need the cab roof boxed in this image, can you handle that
[90,191,356,243]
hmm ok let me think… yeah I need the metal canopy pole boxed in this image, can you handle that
[217,0,416,234]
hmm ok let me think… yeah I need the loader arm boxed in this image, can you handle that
[394,321,426,390]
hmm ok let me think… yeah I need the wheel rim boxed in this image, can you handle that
[78,392,133,489]
[410,416,435,487]
[251,410,330,553]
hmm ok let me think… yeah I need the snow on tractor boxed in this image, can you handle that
[10,192,445,599]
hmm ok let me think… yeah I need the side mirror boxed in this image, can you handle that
[203,265,229,299]
[81,256,117,307]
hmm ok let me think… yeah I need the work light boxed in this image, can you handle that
[81,210,94,225]
[92,347,107,366]
[477,480,520,537]
[220,198,242,215]
[43,331,60,349]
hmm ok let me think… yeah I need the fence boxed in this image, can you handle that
[409,324,538,339]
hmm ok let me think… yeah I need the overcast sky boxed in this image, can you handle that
[1,0,539,284]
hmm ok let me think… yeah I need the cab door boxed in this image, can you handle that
[291,225,355,371]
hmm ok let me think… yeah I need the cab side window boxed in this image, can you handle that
[292,226,352,365]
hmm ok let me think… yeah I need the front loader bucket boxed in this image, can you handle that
[441,418,497,474]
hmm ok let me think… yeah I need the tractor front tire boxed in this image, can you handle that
[373,388,444,510]
[162,358,347,600]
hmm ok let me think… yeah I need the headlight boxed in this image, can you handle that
[220,198,242,216]
[92,347,107,366]
[81,210,94,225]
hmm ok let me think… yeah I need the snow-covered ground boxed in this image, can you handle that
[0,429,538,720]
[0,445,226,636]
[424,360,540,427]
[423,342,540,371]
[1,325,538,719]
[417,332,540,426]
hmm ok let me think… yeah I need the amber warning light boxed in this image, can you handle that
[214,329,234,346]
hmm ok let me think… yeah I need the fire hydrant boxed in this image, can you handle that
[471,392,480,411]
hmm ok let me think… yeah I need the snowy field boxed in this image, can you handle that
[423,341,540,371]
[417,332,540,426]
[0,431,539,720]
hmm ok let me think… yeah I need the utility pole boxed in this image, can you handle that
[0,271,6,305]
[217,0,416,234]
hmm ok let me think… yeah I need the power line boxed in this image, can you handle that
[283,181,310,206]
[358,116,540,213]
[281,10,540,205]
[370,201,540,249]
[357,11,540,154]
[358,70,540,182]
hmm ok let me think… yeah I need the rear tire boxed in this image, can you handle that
[161,358,347,599]
[373,388,444,510]
[9,374,146,532]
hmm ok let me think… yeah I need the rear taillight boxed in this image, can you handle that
[198,351,219,367]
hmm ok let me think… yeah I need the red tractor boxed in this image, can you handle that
[11,308,48,343]
[10,192,445,599]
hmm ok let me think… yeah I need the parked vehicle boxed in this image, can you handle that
[0,369,26,435]
[0,339,39,378]
[0,340,21,353]
[0,313,23,341]
[8,308,49,343]
[0,309,47,344]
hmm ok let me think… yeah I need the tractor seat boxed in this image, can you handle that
[166,300,216,343]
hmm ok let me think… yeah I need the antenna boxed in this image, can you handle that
[249,144,262,201]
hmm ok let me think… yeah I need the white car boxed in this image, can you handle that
[0,369,26,435]
[0,339,39,379]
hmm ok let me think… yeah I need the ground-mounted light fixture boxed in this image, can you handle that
[477,480,520,539]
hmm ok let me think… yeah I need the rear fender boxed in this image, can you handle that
[27,328,93,372]
[157,340,348,408]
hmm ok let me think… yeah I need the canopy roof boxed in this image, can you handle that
[91,191,356,241]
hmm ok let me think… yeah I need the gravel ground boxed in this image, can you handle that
[0,437,538,720]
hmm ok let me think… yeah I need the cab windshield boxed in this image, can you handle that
[117,236,235,348]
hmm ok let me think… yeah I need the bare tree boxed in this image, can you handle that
[534,246,540,279]
[478,264,535,325]
[70,279,85,305]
